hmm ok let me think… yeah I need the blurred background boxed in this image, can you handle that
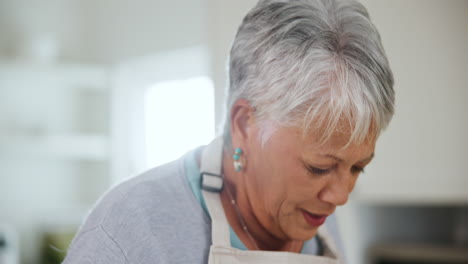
[0,0,467,264]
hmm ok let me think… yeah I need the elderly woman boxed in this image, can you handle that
[64,0,394,263]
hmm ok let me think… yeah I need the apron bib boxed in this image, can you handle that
[200,137,343,264]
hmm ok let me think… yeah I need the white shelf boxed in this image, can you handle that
[0,62,109,91]
[0,134,109,161]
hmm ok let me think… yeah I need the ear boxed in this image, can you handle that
[230,99,257,148]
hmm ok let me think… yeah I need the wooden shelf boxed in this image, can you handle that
[369,243,468,263]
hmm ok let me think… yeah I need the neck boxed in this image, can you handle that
[220,149,302,252]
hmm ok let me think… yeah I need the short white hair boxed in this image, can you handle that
[223,0,395,147]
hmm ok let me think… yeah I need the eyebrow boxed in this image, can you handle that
[321,153,375,163]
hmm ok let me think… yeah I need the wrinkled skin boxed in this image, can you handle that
[222,99,375,251]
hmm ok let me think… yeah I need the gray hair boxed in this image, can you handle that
[223,0,395,148]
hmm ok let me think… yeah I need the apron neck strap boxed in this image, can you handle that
[200,137,231,247]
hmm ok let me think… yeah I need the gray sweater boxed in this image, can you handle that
[63,151,343,264]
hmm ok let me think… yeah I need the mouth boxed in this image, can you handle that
[302,210,328,227]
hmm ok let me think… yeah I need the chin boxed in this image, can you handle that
[285,224,318,241]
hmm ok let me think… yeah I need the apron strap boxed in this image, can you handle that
[317,226,341,260]
[200,137,231,247]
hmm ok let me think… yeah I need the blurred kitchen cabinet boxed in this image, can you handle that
[0,62,111,213]
[0,62,112,264]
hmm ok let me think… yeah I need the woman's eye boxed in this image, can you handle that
[307,166,331,175]
[351,166,365,174]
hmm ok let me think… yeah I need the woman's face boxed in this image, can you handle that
[243,124,376,241]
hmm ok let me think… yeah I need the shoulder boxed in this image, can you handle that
[80,157,190,232]
[64,154,210,263]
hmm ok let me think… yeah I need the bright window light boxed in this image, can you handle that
[144,76,215,168]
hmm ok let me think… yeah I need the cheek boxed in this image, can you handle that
[287,172,324,206]
[249,152,295,214]
[270,162,323,214]
[246,150,283,203]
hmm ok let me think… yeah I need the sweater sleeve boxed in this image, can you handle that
[62,225,128,264]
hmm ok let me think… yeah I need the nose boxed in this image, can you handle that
[318,174,351,206]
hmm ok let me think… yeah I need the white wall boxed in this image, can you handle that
[0,0,208,63]
[356,0,468,204]
[0,0,91,62]
[206,0,257,131]
[81,0,208,63]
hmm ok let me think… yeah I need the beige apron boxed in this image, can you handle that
[200,137,343,264]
